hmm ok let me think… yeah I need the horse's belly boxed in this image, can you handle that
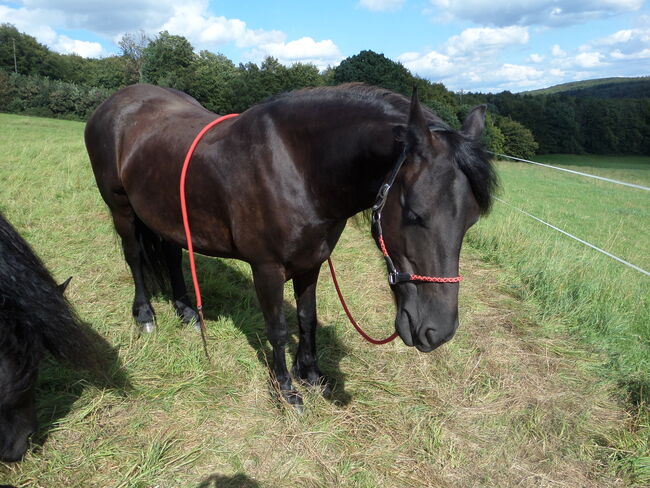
[123,171,236,257]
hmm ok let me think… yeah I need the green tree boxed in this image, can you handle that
[284,63,322,90]
[495,116,539,159]
[188,50,237,113]
[119,30,150,84]
[85,56,129,90]
[141,31,196,90]
[332,50,411,95]
[482,113,505,154]
[0,23,51,76]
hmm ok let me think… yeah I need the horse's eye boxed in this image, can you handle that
[403,208,425,226]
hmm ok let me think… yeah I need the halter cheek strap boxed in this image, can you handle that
[371,148,462,285]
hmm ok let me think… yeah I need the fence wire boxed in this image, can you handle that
[490,153,649,277]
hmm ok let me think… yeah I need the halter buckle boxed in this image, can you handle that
[388,271,412,285]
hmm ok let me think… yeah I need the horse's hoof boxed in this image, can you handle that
[282,390,304,413]
[187,319,202,332]
[292,366,331,397]
[174,301,199,326]
[138,321,156,334]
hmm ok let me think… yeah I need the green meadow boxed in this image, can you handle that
[0,114,648,487]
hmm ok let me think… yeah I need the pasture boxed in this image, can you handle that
[0,114,646,487]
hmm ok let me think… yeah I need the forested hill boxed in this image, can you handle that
[1,22,648,157]
[523,77,650,98]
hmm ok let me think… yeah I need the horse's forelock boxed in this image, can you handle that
[451,134,497,214]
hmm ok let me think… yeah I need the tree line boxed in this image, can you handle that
[2,23,647,157]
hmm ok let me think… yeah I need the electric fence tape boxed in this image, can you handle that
[494,197,650,277]
[489,152,650,192]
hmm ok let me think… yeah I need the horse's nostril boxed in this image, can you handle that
[425,328,436,346]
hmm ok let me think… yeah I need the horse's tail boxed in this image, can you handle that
[134,217,170,297]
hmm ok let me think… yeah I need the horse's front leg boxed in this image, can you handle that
[292,266,330,395]
[252,263,302,409]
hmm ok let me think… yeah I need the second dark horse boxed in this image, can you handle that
[85,83,496,407]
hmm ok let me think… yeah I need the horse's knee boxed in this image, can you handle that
[267,325,288,348]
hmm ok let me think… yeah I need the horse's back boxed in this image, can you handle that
[85,85,214,200]
[87,85,208,157]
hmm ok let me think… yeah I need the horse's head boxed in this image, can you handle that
[378,91,494,352]
[0,349,38,462]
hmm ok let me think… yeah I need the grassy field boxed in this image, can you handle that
[466,154,650,482]
[534,154,650,187]
[0,114,647,487]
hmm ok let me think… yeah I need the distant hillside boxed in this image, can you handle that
[523,76,650,98]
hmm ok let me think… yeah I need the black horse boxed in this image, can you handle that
[0,212,106,462]
[85,83,496,407]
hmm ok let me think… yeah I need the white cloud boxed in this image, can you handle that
[427,0,644,27]
[159,5,284,48]
[358,0,405,11]
[0,4,107,56]
[443,26,529,56]
[574,51,605,67]
[253,37,343,69]
[529,53,544,62]
[53,36,104,57]
[493,63,544,82]
[580,25,650,65]
[397,50,455,77]
[551,44,566,57]
[1,0,342,68]
[611,48,650,59]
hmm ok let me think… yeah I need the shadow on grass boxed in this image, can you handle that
[197,473,260,488]
[619,376,649,410]
[33,324,131,450]
[192,255,352,406]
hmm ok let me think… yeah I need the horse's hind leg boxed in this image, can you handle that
[291,266,330,395]
[110,205,156,333]
[252,263,303,409]
[161,241,199,328]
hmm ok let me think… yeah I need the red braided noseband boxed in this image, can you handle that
[377,236,462,283]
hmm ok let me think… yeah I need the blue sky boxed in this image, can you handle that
[1,0,648,92]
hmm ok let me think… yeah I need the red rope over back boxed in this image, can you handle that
[327,258,398,345]
[180,114,239,355]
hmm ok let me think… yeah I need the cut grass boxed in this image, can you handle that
[0,114,645,486]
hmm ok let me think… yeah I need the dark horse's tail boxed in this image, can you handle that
[0,212,105,374]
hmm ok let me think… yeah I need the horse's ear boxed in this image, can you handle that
[406,86,430,148]
[462,104,487,140]
[58,276,72,294]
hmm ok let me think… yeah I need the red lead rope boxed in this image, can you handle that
[181,114,396,349]
[180,113,239,357]
[181,114,454,350]
[327,258,399,345]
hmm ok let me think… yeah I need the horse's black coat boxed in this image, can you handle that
[0,212,102,462]
[85,83,496,407]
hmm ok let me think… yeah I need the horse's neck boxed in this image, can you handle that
[327,125,402,219]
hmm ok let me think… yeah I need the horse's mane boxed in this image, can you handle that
[0,213,100,377]
[260,83,497,214]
